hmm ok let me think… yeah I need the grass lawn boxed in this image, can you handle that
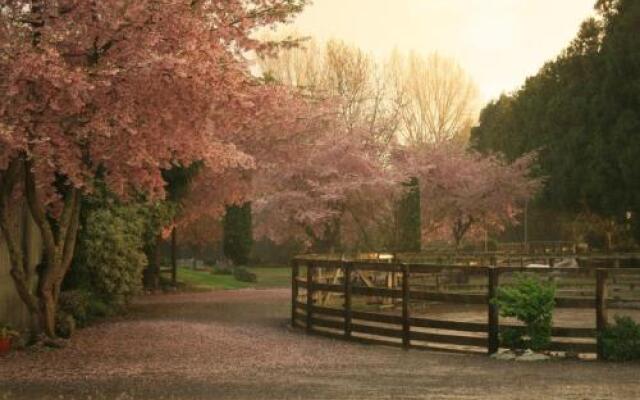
[176,266,291,291]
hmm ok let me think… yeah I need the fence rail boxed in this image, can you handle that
[291,257,640,360]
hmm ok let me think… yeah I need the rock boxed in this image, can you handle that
[491,349,516,361]
[516,349,550,362]
[555,258,578,268]
[525,263,550,268]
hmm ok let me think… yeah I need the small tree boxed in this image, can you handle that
[494,274,556,351]
[223,202,253,266]
[397,144,541,246]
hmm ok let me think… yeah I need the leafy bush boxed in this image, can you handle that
[55,312,76,339]
[87,297,113,319]
[61,189,160,335]
[493,273,556,351]
[233,266,257,283]
[76,206,148,307]
[58,289,118,328]
[601,315,640,361]
[500,326,526,350]
[58,290,90,327]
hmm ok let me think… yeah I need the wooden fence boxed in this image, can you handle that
[395,252,640,269]
[291,257,640,360]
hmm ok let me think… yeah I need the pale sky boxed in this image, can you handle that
[292,0,596,102]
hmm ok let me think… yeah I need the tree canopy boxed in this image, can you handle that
[470,0,640,241]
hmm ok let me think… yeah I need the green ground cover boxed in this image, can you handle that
[177,266,291,291]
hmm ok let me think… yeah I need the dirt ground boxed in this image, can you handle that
[1,289,639,400]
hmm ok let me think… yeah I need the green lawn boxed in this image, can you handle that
[176,266,291,291]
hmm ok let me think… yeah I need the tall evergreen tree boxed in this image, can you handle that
[223,203,253,266]
[396,178,421,252]
[470,0,640,243]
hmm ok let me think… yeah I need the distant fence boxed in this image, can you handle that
[394,250,640,268]
[291,256,640,360]
[420,241,579,255]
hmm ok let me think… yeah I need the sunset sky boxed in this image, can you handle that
[292,0,596,102]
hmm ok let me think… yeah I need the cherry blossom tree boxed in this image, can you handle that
[0,0,306,337]
[174,82,334,239]
[254,37,404,252]
[396,144,541,247]
[252,127,402,252]
[252,36,537,253]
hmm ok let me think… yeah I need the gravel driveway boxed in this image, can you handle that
[1,288,639,399]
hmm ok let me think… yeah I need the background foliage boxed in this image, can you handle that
[223,203,253,266]
[470,0,640,247]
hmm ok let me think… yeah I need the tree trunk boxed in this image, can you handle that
[2,5,83,339]
[23,157,82,338]
[40,287,57,338]
[452,216,473,249]
[171,226,177,285]
[0,159,43,338]
[143,233,163,290]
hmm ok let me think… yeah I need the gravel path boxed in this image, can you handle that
[1,288,639,399]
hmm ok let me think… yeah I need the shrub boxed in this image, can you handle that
[87,297,113,319]
[493,273,555,351]
[601,315,640,361]
[500,326,526,350]
[58,290,91,327]
[233,266,257,283]
[58,289,118,327]
[76,206,148,307]
[55,312,76,339]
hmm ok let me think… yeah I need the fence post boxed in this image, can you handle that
[306,262,314,334]
[291,259,299,328]
[490,255,497,267]
[487,267,500,355]
[402,263,411,349]
[596,269,608,360]
[344,260,352,339]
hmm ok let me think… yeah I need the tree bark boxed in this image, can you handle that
[0,159,43,338]
[0,4,84,338]
[453,215,473,248]
[171,226,177,285]
[24,157,82,337]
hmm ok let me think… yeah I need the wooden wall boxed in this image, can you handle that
[0,202,42,330]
